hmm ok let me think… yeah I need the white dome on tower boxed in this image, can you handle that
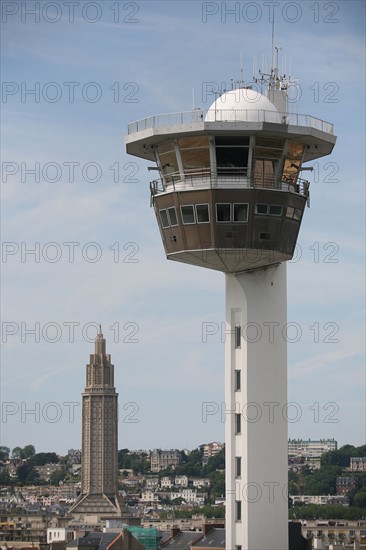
[205,88,281,123]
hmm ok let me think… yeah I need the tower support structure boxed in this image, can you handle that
[225,264,288,550]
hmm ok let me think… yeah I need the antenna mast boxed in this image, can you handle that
[271,16,275,80]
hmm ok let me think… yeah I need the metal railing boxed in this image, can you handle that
[149,171,310,200]
[128,108,333,135]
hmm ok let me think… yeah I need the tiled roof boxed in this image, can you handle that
[162,531,202,549]
[192,528,225,548]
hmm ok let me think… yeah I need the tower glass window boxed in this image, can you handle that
[253,136,285,188]
[167,207,178,226]
[180,205,196,224]
[269,205,283,216]
[216,203,231,222]
[235,326,241,348]
[255,204,268,215]
[156,141,179,183]
[236,500,242,521]
[215,136,250,176]
[282,140,305,184]
[159,209,170,228]
[293,208,302,221]
[235,413,241,434]
[235,369,241,391]
[233,203,248,222]
[235,456,241,478]
[196,204,210,223]
[178,136,210,175]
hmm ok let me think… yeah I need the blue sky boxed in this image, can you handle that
[1,0,365,455]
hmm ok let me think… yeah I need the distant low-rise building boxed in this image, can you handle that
[192,478,210,488]
[67,449,81,465]
[336,476,358,495]
[47,527,74,544]
[175,475,188,487]
[34,463,60,481]
[170,489,205,506]
[151,450,181,472]
[288,439,337,459]
[140,491,160,504]
[160,477,173,489]
[350,457,366,471]
[291,495,349,506]
[200,443,224,465]
[145,477,159,490]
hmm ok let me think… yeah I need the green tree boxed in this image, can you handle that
[29,452,59,466]
[0,469,12,484]
[205,449,225,474]
[0,446,10,461]
[302,465,342,495]
[321,444,366,468]
[16,463,39,484]
[22,445,36,459]
[208,471,225,501]
[12,447,23,460]
[173,448,203,476]
[354,492,366,508]
[49,467,66,485]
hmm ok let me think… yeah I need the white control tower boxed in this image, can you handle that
[125,66,336,550]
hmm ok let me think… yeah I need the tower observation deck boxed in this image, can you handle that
[126,75,336,550]
[126,87,335,273]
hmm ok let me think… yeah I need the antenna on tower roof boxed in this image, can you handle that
[271,15,275,77]
[240,51,244,87]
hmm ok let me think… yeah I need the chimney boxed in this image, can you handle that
[203,524,214,536]
[171,526,180,539]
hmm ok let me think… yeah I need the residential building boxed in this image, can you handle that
[140,491,159,504]
[200,443,224,465]
[145,478,159,490]
[67,450,81,465]
[290,495,349,506]
[47,527,74,544]
[34,463,61,481]
[192,478,210,488]
[174,475,188,487]
[288,439,337,459]
[170,489,205,506]
[150,450,181,472]
[350,457,366,471]
[336,476,358,495]
[160,477,173,489]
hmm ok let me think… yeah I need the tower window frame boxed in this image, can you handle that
[233,203,249,223]
[167,206,178,226]
[235,500,242,522]
[216,203,231,222]
[235,326,241,348]
[235,413,241,435]
[255,203,269,215]
[235,369,241,391]
[286,206,302,220]
[159,209,170,229]
[235,456,241,479]
[180,205,196,225]
[195,203,210,224]
[269,205,283,216]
